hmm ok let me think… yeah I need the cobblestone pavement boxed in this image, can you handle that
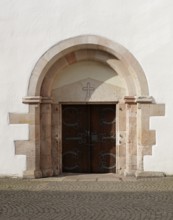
[0,175,173,220]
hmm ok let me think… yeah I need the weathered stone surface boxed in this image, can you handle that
[136,171,166,179]
[8,36,165,178]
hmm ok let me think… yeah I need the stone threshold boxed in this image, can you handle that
[34,173,135,182]
[35,172,167,182]
[0,172,168,181]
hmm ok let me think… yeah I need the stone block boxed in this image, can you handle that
[65,52,76,64]
[135,171,166,179]
[9,113,31,124]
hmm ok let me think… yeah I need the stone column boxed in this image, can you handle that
[124,96,137,176]
[136,103,145,172]
[116,103,126,175]
[51,104,61,176]
[40,97,54,177]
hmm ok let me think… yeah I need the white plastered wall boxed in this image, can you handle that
[0,0,173,176]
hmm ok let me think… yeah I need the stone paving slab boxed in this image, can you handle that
[0,176,173,219]
[41,173,129,182]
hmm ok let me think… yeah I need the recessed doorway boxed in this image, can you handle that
[62,104,116,173]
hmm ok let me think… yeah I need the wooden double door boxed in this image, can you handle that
[62,104,116,173]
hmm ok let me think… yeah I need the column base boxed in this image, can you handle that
[42,168,54,177]
[23,170,42,179]
[124,170,136,177]
[53,168,60,176]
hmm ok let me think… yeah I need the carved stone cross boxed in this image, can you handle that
[82,82,95,98]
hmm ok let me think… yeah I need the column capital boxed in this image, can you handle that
[136,96,153,103]
[124,96,153,104]
[23,96,53,104]
[124,96,136,104]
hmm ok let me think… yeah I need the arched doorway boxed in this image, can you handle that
[10,35,165,178]
[51,60,122,174]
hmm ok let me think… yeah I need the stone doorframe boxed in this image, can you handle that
[9,35,165,178]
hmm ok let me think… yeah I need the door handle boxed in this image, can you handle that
[85,130,90,137]
[91,133,98,142]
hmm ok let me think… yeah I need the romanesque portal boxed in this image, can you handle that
[9,35,164,178]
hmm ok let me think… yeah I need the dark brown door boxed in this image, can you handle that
[62,105,116,173]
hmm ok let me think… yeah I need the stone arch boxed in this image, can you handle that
[27,35,149,98]
[9,35,165,178]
